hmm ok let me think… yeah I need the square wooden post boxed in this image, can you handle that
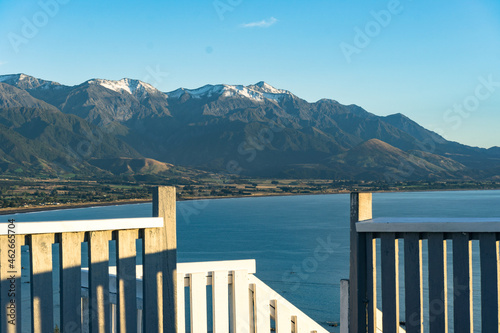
[349,192,372,333]
[152,186,177,333]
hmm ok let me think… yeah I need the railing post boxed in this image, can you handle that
[349,192,372,333]
[153,186,177,333]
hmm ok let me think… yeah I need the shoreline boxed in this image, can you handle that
[1,187,498,216]
[0,199,151,216]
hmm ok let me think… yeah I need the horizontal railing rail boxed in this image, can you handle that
[356,217,500,233]
[0,217,164,235]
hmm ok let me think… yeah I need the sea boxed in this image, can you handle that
[3,190,500,332]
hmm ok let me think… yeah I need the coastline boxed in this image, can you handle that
[1,187,498,216]
[0,199,151,216]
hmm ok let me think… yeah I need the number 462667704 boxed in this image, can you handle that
[7,219,16,269]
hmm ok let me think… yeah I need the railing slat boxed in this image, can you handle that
[142,227,164,332]
[452,232,473,333]
[274,299,291,333]
[294,315,309,333]
[480,233,499,333]
[176,272,186,333]
[232,269,250,333]
[0,234,22,333]
[213,271,229,333]
[82,296,90,333]
[253,282,271,333]
[60,232,84,333]
[427,233,448,333]
[366,233,377,333]
[30,233,54,333]
[117,229,138,333]
[404,233,423,333]
[381,232,399,333]
[190,272,207,333]
[89,230,112,333]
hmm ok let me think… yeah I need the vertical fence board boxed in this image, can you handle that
[143,227,164,332]
[153,186,177,333]
[453,233,473,333]
[404,233,423,333]
[294,315,309,333]
[381,232,399,333]
[253,282,271,333]
[340,279,349,333]
[428,233,448,333]
[190,272,207,333]
[89,230,111,333]
[274,299,291,333]
[60,232,84,333]
[30,234,54,333]
[176,273,186,333]
[117,229,137,333]
[0,234,22,333]
[480,233,499,333]
[349,192,372,333]
[232,270,250,333]
[82,296,90,333]
[213,271,229,333]
[366,233,377,333]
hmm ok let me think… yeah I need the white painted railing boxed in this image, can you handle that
[1,186,329,333]
[176,259,329,333]
[0,186,177,333]
[80,259,329,333]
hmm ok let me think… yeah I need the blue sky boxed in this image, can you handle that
[0,0,499,148]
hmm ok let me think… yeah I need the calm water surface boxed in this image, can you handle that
[3,190,500,331]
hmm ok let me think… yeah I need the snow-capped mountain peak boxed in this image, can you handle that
[88,78,158,96]
[249,81,289,95]
[167,81,293,103]
[0,73,63,90]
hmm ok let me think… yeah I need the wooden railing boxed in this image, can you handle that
[0,186,176,333]
[80,260,329,333]
[176,259,329,333]
[1,186,329,333]
[346,192,500,333]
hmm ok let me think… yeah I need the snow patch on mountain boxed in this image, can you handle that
[89,78,158,95]
[167,82,293,103]
[0,73,64,89]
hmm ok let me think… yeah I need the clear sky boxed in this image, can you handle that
[1,0,499,148]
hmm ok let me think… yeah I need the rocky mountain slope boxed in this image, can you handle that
[1,73,498,181]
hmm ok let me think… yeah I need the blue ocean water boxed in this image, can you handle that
[3,190,500,331]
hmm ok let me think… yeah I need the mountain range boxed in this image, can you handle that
[0,73,499,181]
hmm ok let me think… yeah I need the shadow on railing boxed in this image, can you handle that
[0,186,176,333]
[344,192,500,333]
[1,186,328,333]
